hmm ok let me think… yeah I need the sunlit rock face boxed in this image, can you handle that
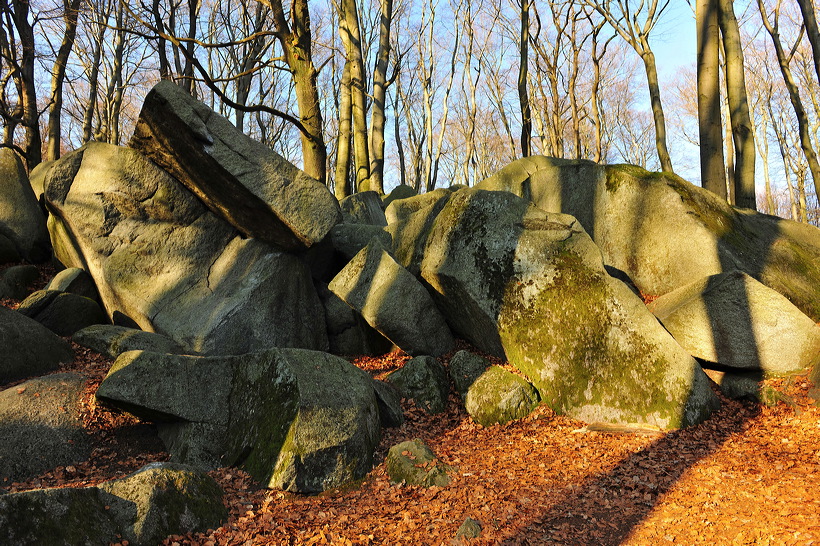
[649,271,820,376]
[416,189,718,429]
[130,80,341,251]
[475,156,820,322]
[43,142,327,355]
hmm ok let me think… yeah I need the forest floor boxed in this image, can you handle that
[3,268,820,545]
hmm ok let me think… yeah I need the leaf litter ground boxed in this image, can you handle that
[2,289,819,545]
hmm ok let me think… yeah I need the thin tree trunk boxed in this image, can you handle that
[335,61,353,199]
[339,0,370,191]
[718,0,755,209]
[518,0,531,157]
[368,0,393,194]
[640,46,673,172]
[758,0,820,202]
[10,0,41,170]
[152,0,171,79]
[796,0,820,85]
[697,0,726,198]
[47,0,82,161]
[81,0,106,143]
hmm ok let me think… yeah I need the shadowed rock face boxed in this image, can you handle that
[0,148,51,263]
[418,188,719,429]
[476,156,820,322]
[130,80,341,251]
[43,142,327,355]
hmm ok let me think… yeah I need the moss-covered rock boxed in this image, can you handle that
[464,366,539,426]
[387,355,450,414]
[0,463,225,546]
[476,156,820,322]
[329,239,454,356]
[18,290,108,336]
[340,191,387,226]
[384,188,452,225]
[45,267,99,302]
[382,184,418,209]
[448,350,491,400]
[96,349,381,494]
[649,271,820,375]
[386,190,453,278]
[385,439,452,487]
[420,189,719,429]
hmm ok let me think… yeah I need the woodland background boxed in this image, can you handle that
[1,0,819,223]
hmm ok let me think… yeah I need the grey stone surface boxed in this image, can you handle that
[18,290,108,336]
[448,350,491,400]
[45,267,99,301]
[96,349,381,493]
[385,439,452,487]
[340,191,387,226]
[0,374,90,481]
[0,148,50,262]
[0,264,39,300]
[463,366,539,426]
[130,80,341,250]
[329,239,454,356]
[387,355,450,414]
[317,282,392,356]
[43,142,327,355]
[73,324,187,359]
[0,306,74,383]
[649,271,820,375]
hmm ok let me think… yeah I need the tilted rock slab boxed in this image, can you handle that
[0,148,50,262]
[43,142,327,355]
[0,463,226,546]
[476,156,820,321]
[649,271,820,375]
[96,349,381,494]
[130,80,341,250]
[420,189,718,429]
[329,239,454,356]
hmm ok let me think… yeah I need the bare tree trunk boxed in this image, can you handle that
[392,85,406,187]
[151,0,172,79]
[102,1,125,144]
[339,0,370,191]
[368,0,393,194]
[335,61,353,199]
[518,0,531,157]
[268,0,327,185]
[640,47,673,172]
[718,0,755,209]
[796,0,820,84]
[697,0,727,198]
[47,0,82,161]
[81,0,108,143]
[9,0,41,170]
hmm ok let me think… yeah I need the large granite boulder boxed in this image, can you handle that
[0,148,50,263]
[0,463,226,545]
[0,306,74,383]
[384,188,453,225]
[386,190,454,277]
[475,157,820,321]
[317,283,392,356]
[419,189,718,428]
[329,239,454,356]
[43,142,327,355]
[386,355,450,414]
[45,267,99,302]
[130,80,341,250]
[649,271,820,376]
[0,374,90,481]
[96,349,381,493]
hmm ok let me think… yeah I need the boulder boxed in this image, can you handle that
[317,283,393,356]
[0,374,90,481]
[43,142,328,355]
[96,349,381,493]
[463,366,540,426]
[130,80,341,250]
[386,190,453,277]
[382,184,418,209]
[384,187,452,225]
[385,439,452,487]
[18,290,108,336]
[27,158,55,204]
[0,264,39,300]
[0,306,74,383]
[0,463,225,546]
[45,267,99,301]
[420,189,718,429]
[73,324,186,359]
[455,518,483,540]
[386,355,450,414]
[340,191,387,226]
[0,148,50,262]
[475,157,820,322]
[330,223,393,261]
[448,350,491,400]
[329,239,454,356]
[703,369,764,401]
[649,271,820,375]
[372,379,404,428]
